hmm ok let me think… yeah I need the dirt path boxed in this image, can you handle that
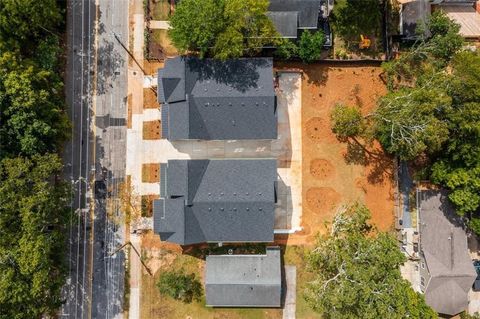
[275,62,395,245]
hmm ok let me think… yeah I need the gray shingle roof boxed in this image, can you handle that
[419,190,476,316]
[158,57,277,140]
[266,11,299,38]
[268,0,320,37]
[153,159,277,245]
[205,247,282,307]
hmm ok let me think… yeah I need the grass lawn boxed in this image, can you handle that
[283,246,319,319]
[148,29,178,59]
[141,249,283,319]
[150,0,170,20]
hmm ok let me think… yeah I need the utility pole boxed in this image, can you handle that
[113,32,146,75]
[110,241,153,276]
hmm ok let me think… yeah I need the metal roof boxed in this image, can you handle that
[158,57,277,140]
[205,247,282,307]
[419,190,476,316]
[153,159,277,245]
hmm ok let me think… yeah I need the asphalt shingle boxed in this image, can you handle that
[153,159,277,245]
[205,247,282,307]
[157,57,277,140]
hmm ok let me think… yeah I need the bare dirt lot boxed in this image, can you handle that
[276,62,395,244]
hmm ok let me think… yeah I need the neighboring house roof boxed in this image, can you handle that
[419,190,476,316]
[439,4,480,38]
[157,57,277,140]
[267,11,299,38]
[205,247,282,307]
[153,159,277,245]
[267,0,320,37]
[400,0,431,39]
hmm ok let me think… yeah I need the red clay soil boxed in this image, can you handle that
[275,62,395,245]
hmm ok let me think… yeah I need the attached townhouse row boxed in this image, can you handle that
[154,56,282,307]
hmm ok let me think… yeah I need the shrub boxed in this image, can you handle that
[156,270,202,303]
[275,38,298,60]
[298,30,325,63]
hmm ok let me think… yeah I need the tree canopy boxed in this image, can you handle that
[332,11,480,230]
[331,0,381,40]
[156,270,202,303]
[0,52,70,159]
[0,0,61,51]
[297,30,326,63]
[305,204,437,319]
[0,154,70,318]
[0,1,70,318]
[169,0,278,59]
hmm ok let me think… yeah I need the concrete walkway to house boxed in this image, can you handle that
[399,161,413,228]
[125,72,303,231]
[127,0,145,317]
[148,20,170,29]
[128,235,142,319]
[283,266,297,319]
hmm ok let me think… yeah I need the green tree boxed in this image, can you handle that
[168,0,225,57]
[169,0,277,59]
[275,38,298,60]
[331,0,381,41]
[0,154,70,319]
[305,203,437,319]
[298,30,325,63]
[426,10,464,62]
[0,52,70,159]
[374,83,451,160]
[331,103,366,141]
[0,0,61,50]
[381,11,463,89]
[428,51,480,219]
[156,270,202,303]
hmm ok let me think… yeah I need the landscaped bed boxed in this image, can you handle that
[142,120,161,140]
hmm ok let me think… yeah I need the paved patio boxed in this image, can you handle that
[126,72,303,231]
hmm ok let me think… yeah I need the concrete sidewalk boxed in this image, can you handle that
[283,266,297,319]
[149,20,170,29]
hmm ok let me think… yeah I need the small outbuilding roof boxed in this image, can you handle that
[158,57,277,140]
[419,190,476,316]
[153,159,277,245]
[205,247,282,307]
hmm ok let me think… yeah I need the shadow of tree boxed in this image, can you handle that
[185,57,269,92]
[343,139,393,184]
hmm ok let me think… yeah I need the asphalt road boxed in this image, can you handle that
[62,0,128,318]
